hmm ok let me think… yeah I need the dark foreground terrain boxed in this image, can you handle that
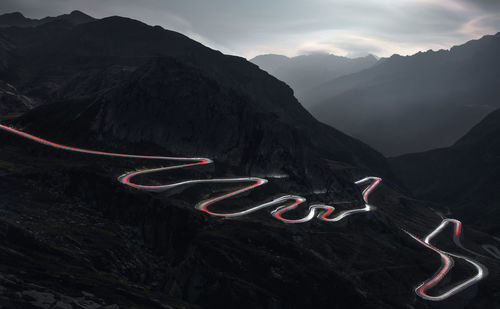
[1,119,500,309]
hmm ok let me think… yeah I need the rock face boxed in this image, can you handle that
[0,147,195,309]
[304,33,500,156]
[390,107,500,234]
[250,53,377,104]
[0,81,37,114]
[19,56,392,191]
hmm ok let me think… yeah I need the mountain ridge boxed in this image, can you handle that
[250,52,378,103]
[0,12,395,190]
[0,10,95,27]
[390,106,500,233]
[305,32,500,156]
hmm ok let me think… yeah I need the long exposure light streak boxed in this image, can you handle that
[0,124,379,223]
[2,123,488,301]
[406,219,487,301]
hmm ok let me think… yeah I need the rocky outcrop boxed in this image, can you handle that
[0,81,37,114]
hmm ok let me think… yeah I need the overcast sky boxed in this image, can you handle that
[1,0,500,59]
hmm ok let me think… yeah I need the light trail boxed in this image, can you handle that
[424,219,484,257]
[406,219,487,301]
[482,244,500,260]
[0,124,380,223]
[0,123,489,301]
[270,177,380,223]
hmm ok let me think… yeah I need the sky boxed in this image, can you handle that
[1,0,500,59]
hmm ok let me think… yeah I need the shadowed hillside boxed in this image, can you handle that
[305,33,500,156]
[391,107,500,234]
[0,14,393,186]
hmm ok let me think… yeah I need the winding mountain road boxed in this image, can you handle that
[406,219,487,301]
[0,124,379,223]
[0,123,488,301]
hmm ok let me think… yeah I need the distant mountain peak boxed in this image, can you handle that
[0,10,95,28]
[250,52,378,100]
[56,10,95,24]
[2,12,25,18]
[364,54,378,60]
[0,12,33,27]
[70,10,86,16]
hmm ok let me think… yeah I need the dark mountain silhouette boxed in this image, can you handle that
[0,11,95,28]
[250,53,377,104]
[305,33,500,156]
[0,33,14,73]
[390,107,500,234]
[0,15,392,184]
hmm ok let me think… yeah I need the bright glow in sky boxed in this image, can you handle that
[1,0,499,59]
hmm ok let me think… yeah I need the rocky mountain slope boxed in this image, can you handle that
[2,122,499,309]
[305,33,500,156]
[0,13,393,187]
[0,81,37,113]
[250,53,377,104]
[390,107,500,234]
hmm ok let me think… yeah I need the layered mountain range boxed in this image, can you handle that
[299,33,500,156]
[0,10,95,28]
[250,53,377,103]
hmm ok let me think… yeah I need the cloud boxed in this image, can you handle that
[0,0,499,59]
[459,14,500,37]
[460,0,500,11]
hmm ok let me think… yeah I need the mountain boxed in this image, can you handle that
[0,15,392,185]
[390,107,500,234]
[305,33,500,156]
[0,11,412,309]
[2,11,499,309]
[0,11,95,28]
[250,53,377,103]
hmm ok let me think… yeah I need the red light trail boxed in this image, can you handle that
[405,219,487,301]
[1,123,487,301]
[0,124,379,222]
